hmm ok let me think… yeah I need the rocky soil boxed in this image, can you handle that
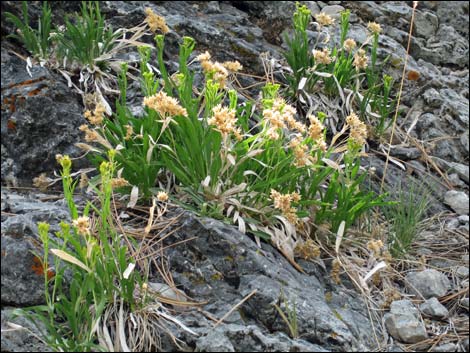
[1,1,469,352]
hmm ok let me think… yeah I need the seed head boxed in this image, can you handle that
[111,178,129,188]
[313,48,333,65]
[367,239,384,257]
[79,124,100,142]
[222,61,243,72]
[367,22,382,34]
[196,51,211,62]
[209,105,240,137]
[33,173,51,191]
[84,103,105,125]
[124,124,133,140]
[145,8,169,34]
[143,91,188,118]
[270,189,301,224]
[73,216,91,236]
[315,12,335,27]
[343,38,357,52]
[353,49,368,70]
[157,191,169,202]
[295,238,321,260]
[346,112,367,147]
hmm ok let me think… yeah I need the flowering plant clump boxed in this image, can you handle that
[76,11,387,264]
[283,3,396,138]
[13,5,395,352]
[14,151,147,351]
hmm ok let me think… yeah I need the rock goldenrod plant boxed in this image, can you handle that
[6,1,154,110]
[79,22,387,262]
[16,152,193,351]
[314,113,388,233]
[55,1,121,68]
[283,3,396,138]
[5,1,53,61]
[13,151,145,351]
[15,149,194,352]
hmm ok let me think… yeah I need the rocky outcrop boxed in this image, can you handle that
[162,212,375,351]
[1,1,469,351]
[1,47,87,186]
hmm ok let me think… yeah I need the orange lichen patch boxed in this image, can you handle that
[26,84,47,96]
[5,77,46,90]
[407,70,420,81]
[2,96,17,112]
[31,255,55,280]
[2,77,49,112]
[7,119,17,131]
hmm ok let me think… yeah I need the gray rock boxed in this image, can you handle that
[390,300,420,317]
[305,2,321,15]
[431,343,457,352]
[1,308,51,352]
[439,89,469,126]
[205,1,221,14]
[164,213,375,351]
[405,269,451,299]
[416,25,469,68]
[448,163,469,184]
[429,258,458,270]
[414,10,439,38]
[195,325,326,352]
[435,1,469,37]
[384,300,427,344]
[0,47,88,185]
[389,146,422,160]
[196,328,235,352]
[461,131,469,155]
[444,191,469,215]
[1,191,71,306]
[1,234,46,306]
[461,298,469,309]
[448,174,466,188]
[420,297,449,318]
[455,266,469,279]
[458,215,470,224]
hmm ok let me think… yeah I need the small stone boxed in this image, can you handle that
[455,266,469,279]
[428,259,456,270]
[444,191,469,215]
[431,343,457,352]
[420,297,449,318]
[406,269,451,299]
[461,298,469,309]
[448,173,465,188]
[458,215,469,224]
[414,10,439,38]
[448,163,469,184]
[384,300,428,344]
[389,146,422,160]
[446,218,460,229]
[390,300,419,317]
